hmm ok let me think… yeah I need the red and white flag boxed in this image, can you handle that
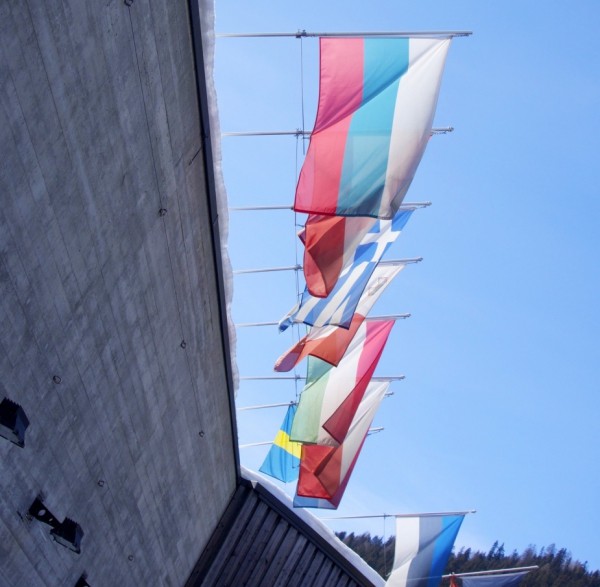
[296,381,389,508]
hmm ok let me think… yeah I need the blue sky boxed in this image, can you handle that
[214,0,600,570]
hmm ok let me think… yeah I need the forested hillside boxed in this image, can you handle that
[335,533,600,587]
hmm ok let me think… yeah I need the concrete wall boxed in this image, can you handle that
[0,0,237,585]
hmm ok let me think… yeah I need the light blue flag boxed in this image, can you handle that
[259,405,301,483]
[292,494,336,510]
[387,515,465,587]
[462,573,529,587]
[279,209,412,332]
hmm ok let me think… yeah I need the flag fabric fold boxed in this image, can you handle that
[294,37,451,220]
[290,320,394,446]
[387,515,464,587]
[274,262,405,372]
[294,381,390,508]
[301,208,412,298]
[258,405,301,483]
[278,210,412,333]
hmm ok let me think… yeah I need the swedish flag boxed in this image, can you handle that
[259,405,301,483]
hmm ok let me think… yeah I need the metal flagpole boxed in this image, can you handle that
[230,202,432,211]
[233,258,422,274]
[223,128,454,136]
[233,264,301,275]
[240,427,385,448]
[319,510,476,520]
[442,567,539,579]
[236,402,297,411]
[240,376,405,381]
[237,391,395,412]
[217,31,473,38]
[235,314,411,327]
[239,441,274,448]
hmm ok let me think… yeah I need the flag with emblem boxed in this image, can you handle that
[274,262,405,372]
[278,210,412,332]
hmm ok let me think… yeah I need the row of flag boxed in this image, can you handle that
[243,31,534,587]
[258,35,453,510]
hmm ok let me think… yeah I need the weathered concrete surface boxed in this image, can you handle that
[0,0,237,585]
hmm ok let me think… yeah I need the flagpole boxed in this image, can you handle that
[229,202,432,211]
[240,427,384,447]
[235,314,411,327]
[222,128,453,136]
[237,402,297,411]
[217,31,472,38]
[233,258,422,275]
[237,391,395,411]
[240,375,405,381]
[442,567,538,579]
[239,441,274,448]
[319,510,476,520]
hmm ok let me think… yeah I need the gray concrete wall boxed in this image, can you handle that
[0,0,237,585]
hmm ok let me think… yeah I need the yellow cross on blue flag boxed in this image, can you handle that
[259,404,302,483]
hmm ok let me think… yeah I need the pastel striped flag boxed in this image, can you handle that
[290,320,394,446]
[278,211,411,333]
[387,515,464,587]
[274,262,406,372]
[258,405,301,483]
[294,381,390,509]
[294,37,451,219]
[302,208,412,298]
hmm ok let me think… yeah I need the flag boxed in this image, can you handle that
[294,381,389,508]
[258,405,301,483]
[461,573,530,587]
[301,208,412,298]
[278,211,411,333]
[294,37,451,219]
[274,262,405,372]
[387,515,464,587]
[290,321,394,445]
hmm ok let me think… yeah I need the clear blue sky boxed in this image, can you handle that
[213,0,600,570]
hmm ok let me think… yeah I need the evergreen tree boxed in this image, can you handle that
[335,533,600,587]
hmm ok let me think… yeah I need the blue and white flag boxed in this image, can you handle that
[461,573,530,587]
[279,209,412,332]
[387,515,464,587]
